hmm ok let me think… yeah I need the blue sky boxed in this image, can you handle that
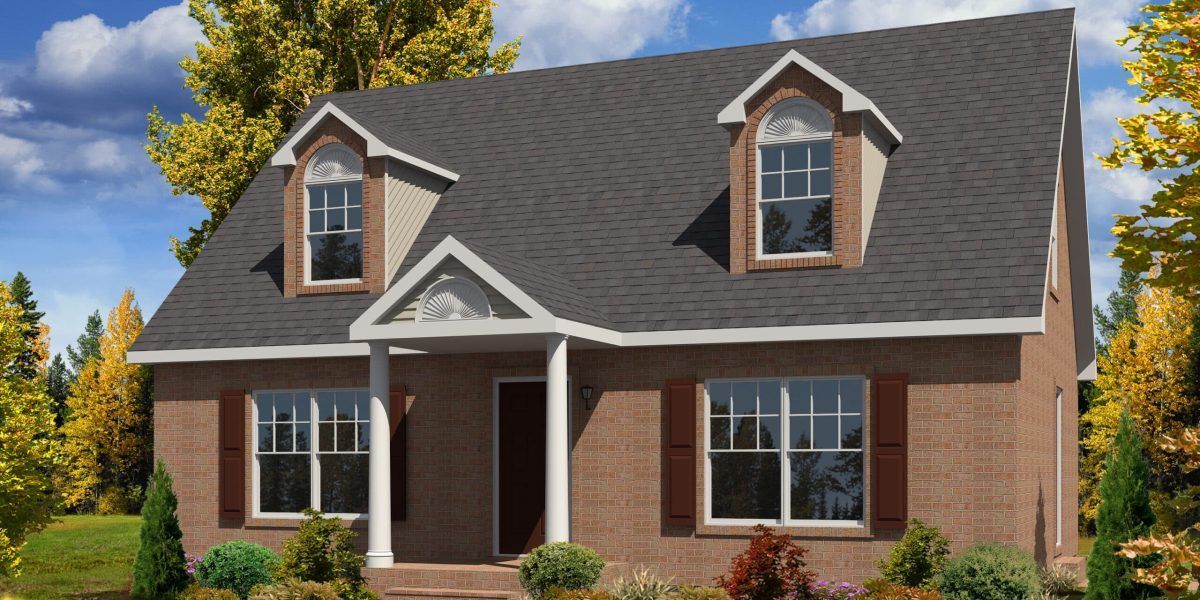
[0,0,1156,357]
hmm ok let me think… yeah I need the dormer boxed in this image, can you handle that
[720,50,901,273]
[270,102,458,296]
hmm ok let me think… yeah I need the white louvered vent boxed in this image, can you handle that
[308,145,362,181]
[759,99,833,142]
[417,277,493,322]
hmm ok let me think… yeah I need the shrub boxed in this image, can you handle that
[1038,566,1079,599]
[1085,410,1156,600]
[98,484,143,515]
[716,525,816,600]
[862,579,942,600]
[877,519,950,588]
[180,584,240,600]
[548,589,618,600]
[936,544,1039,600]
[609,566,678,600]
[518,542,606,599]
[276,509,374,600]
[809,579,868,599]
[248,579,341,600]
[132,460,190,599]
[195,541,280,599]
[669,586,731,600]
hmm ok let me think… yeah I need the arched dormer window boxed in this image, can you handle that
[756,98,834,257]
[305,144,364,283]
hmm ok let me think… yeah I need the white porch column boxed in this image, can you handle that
[365,341,393,568]
[545,333,570,543]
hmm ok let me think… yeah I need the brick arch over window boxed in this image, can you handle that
[729,64,863,273]
[283,120,387,296]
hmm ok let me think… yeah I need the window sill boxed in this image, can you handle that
[747,253,840,271]
[244,514,368,529]
[696,520,873,538]
[297,281,373,295]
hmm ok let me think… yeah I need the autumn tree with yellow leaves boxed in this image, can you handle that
[58,290,153,513]
[0,280,60,576]
[1103,0,1200,296]
[147,0,521,266]
[1081,284,1197,527]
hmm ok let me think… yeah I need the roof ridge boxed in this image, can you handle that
[312,7,1074,103]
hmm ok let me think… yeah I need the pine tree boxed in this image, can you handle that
[45,354,69,427]
[131,460,188,599]
[1095,270,1143,356]
[66,310,103,377]
[1086,410,1157,600]
[7,272,47,380]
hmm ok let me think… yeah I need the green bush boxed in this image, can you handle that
[518,542,606,599]
[878,519,950,588]
[195,541,280,599]
[1085,410,1156,600]
[275,509,376,600]
[608,566,677,600]
[132,460,190,599]
[936,544,1039,600]
[180,584,240,600]
[669,587,731,600]
[248,579,341,600]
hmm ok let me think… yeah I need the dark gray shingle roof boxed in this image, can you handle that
[134,8,1075,352]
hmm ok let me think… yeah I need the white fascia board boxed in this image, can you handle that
[349,235,555,339]
[135,315,1046,364]
[128,343,422,365]
[717,49,903,145]
[621,315,1045,347]
[269,102,459,182]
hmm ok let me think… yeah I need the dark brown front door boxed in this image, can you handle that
[497,381,546,555]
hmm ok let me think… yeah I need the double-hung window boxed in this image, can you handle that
[305,144,364,283]
[706,377,864,526]
[254,389,370,517]
[756,98,835,258]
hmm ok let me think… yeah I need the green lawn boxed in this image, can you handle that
[0,515,141,600]
[1078,535,1096,558]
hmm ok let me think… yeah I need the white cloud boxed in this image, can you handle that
[0,95,31,118]
[495,0,690,70]
[770,0,1140,66]
[33,2,200,90]
[0,133,48,187]
[77,138,133,173]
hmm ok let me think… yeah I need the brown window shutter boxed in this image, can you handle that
[390,386,407,521]
[664,379,697,526]
[219,390,246,517]
[872,374,908,530]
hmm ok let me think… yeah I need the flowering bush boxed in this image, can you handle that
[716,525,816,600]
[186,553,203,577]
[809,580,867,599]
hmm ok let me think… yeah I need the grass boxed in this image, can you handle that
[0,515,141,600]
[1078,535,1096,558]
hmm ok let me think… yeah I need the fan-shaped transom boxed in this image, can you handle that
[758,98,833,143]
[417,277,493,322]
[307,144,363,182]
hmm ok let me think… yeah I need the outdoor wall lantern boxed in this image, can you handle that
[581,385,596,410]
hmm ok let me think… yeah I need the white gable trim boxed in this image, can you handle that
[128,343,422,365]
[718,49,903,146]
[269,102,459,182]
[352,235,551,331]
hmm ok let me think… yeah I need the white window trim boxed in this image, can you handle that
[754,136,836,262]
[303,144,366,286]
[703,376,866,529]
[1055,387,1063,548]
[251,388,369,520]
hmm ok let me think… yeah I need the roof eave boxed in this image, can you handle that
[269,102,460,182]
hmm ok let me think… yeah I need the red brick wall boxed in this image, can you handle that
[282,120,387,297]
[1016,163,1079,565]
[153,331,1079,584]
[729,64,863,274]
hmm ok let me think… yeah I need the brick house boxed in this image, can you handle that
[130,9,1094,596]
